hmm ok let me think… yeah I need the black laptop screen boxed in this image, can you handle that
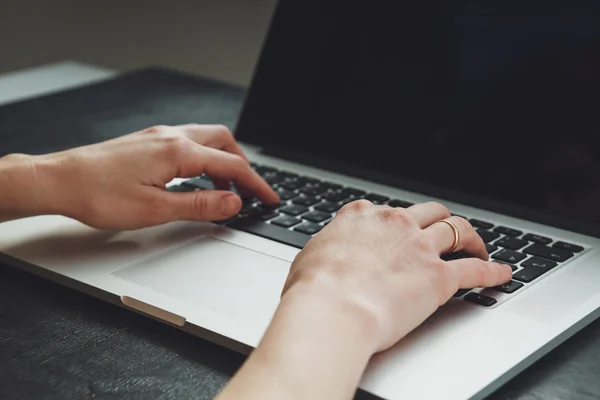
[236,0,600,236]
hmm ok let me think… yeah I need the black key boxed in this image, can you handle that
[523,244,574,263]
[279,179,304,191]
[314,201,341,213]
[492,280,524,294]
[167,184,193,192]
[302,211,332,223]
[513,267,546,283]
[486,244,498,254]
[292,195,320,207]
[470,219,494,229]
[521,256,558,270]
[182,178,215,190]
[255,166,278,175]
[264,173,285,185]
[364,193,390,204]
[478,230,501,243]
[522,233,552,245]
[260,210,279,221]
[340,188,366,198]
[299,177,320,185]
[454,289,471,297]
[553,241,584,253]
[280,204,309,216]
[294,222,323,235]
[493,226,523,237]
[276,188,296,201]
[464,293,497,307]
[270,215,302,228]
[498,263,518,272]
[299,185,328,196]
[320,181,343,191]
[227,218,309,249]
[250,162,259,169]
[388,199,414,208]
[321,191,350,203]
[495,236,529,250]
[492,249,527,264]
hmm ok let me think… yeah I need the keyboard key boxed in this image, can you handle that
[228,218,309,249]
[495,236,529,250]
[478,230,501,243]
[388,199,414,208]
[486,244,498,254]
[493,226,523,237]
[364,193,390,204]
[280,204,309,216]
[523,244,574,262]
[553,241,584,253]
[294,222,323,235]
[464,293,497,307]
[521,256,558,270]
[270,215,302,228]
[513,267,546,283]
[522,233,552,245]
[299,177,321,185]
[292,195,320,207]
[321,191,350,203]
[255,166,278,175]
[314,201,341,213]
[260,210,279,221]
[278,171,299,179]
[340,188,366,198]
[182,178,215,190]
[279,179,304,191]
[454,289,471,297]
[470,219,494,229]
[492,249,527,264]
[492,280,524,294]
[320,182,343,191]
[299,185,328,196]
[276,188,296,201]
[264,173,285,185]
[302,211,332,223]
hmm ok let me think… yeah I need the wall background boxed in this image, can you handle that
[0,0,277,86]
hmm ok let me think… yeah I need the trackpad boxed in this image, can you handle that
[112,236,291,324]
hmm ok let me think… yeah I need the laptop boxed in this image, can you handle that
[2,1,600,399]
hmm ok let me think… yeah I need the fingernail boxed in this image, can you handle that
[221,194,241,216]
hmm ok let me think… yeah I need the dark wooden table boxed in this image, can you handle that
[1,69,600,400]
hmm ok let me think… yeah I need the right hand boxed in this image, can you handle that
[282,200,512,353]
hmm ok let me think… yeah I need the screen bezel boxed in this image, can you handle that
[235,1,600,238]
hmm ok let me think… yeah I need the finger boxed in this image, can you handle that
[159,190,243,222]
[180,124,249,162]
[405,202,451,228]
[182,146,279,204]
[445,258,513,289]
[424,216,488,260]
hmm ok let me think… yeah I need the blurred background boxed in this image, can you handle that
[0,0,277,86]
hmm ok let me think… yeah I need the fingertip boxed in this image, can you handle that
[496,262,513,282]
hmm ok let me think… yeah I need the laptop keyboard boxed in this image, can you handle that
[172,162,588,309]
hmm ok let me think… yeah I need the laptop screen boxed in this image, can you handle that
[236,0,600,236]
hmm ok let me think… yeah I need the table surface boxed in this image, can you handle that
[2,62,600,400]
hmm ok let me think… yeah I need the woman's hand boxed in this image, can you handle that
[217,201,511,400]
[284,200,512,352]
[1,124,278,229]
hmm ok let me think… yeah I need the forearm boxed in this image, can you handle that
[217,281,379,400]
[0,153,59,222]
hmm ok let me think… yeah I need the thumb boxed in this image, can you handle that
[164,190,242,222]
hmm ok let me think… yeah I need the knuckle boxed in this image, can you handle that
[414,235,434,253]
[213,124,234,138]
[191,193,210,216]
[427,201,451,217]
[338,199,372,216]
[161,135,190,157]
[469,258,488,283]
[379,207,413,226]
[144,125,169,134]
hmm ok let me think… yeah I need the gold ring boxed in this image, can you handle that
[437,219,460,253]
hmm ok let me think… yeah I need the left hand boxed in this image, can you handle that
[25,124,278,229]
